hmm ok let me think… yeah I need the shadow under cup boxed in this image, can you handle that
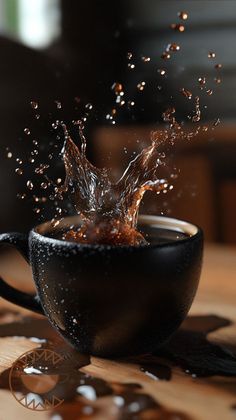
[30,215,203,357]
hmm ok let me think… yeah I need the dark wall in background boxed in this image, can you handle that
[0,0,235,241]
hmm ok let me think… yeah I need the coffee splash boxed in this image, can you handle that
[58,124,172,245]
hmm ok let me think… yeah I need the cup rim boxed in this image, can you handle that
[32,215,202,249]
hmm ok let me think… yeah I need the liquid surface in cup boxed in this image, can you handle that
[48,223,189,246]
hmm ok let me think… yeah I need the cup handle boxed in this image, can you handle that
[0,232,44,314]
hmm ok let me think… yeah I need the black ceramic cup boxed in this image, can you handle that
[0,215,203,357]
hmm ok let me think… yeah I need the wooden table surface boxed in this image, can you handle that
[0,244,235,420]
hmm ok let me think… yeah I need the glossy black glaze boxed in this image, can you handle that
[0,232,42,313]
[0,216,203,357]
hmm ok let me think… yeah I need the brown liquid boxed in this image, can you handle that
[0,310,192,419]
[58,125,173,246]
[49,225,189,247]
[0,311,236,420]
[157,315,236,377]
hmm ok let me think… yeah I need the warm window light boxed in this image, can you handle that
[18,0,61,48]
[0,0,61,49]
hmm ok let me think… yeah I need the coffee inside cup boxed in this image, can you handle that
[36,215,198,246]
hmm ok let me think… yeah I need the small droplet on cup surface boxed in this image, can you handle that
[15,168,23,175]
[24,128,31,135]
[27,180,34,190]
[30,101,38,110]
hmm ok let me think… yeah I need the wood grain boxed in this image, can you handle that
[0,244,235,420]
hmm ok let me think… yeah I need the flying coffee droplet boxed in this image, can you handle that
[162,107,176,123]
[213,118,220,127]
[29,158,35,163]
[215,63,222,69]
[72,119,80,126]
[128,63,135,69]
[85,103,93,110]
[180,88,192,99]
[17,193,26,200]
[51,219,60,228]
[167,43,180,52]
[35,164,49,174]
[170,23,185,32]
[111,82,123,95]
[198,77,206,85]
[33,208,41,214]
[178,11,188,20]
[33,140,38,146]
[30,101,38,110]
[16,158,23,164]
[57,178,62,184]
[128,100,135,107]
[35,114,40,119]
[55,100,62,109]
[158,69,166,76]
[7,152,12,158]
[137,82,146,91]
[208,51,216,58]
[141,56,151,62]
[161,52,171,60]
[192,96,201,123]
[41,182,48,189]
[24,128,31,135]
[31,149,38,156]
[27,181,34,190]
[206,89,213,96]
[15,168,23,175]
[127,52,133,60]
[214,77,221,84]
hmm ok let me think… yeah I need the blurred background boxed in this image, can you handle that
[0,0,235,243]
